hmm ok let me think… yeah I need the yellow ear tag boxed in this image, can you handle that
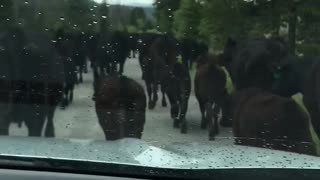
[177,55,183,64]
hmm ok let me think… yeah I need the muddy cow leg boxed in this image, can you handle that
[26,106,45,137]
[167,91,179,128]
[79,66,83,83]
[208,103,221,140]
[139,56,145,80]
[60,85,68,110]
[69,84,74,103]
[179,94,189,134]
[84,60,88,74]
[220,93,232,127]
[149,82,158,110]
[206,103,215,140]
[45,105,56,137]
[145,80,153,110]
[119,59,125,75]
[197,98,207,129]
[0,104,11,135]
[161,83,167,107]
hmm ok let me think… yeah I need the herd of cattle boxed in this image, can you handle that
[0,26,320,156]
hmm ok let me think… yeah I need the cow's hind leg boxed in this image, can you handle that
[150,82,158,109]
[45,105,56,137]
[207,103,219,141]
[26,106,45,137]
[179,94,189,134]
[161,84,167,107]
[167,91,179,128]
[197,98,207,129]
[0,104,11,135]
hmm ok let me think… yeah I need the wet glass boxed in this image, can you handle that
[0,0,320,177]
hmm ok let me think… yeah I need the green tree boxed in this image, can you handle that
[0,0,14,26]
[153,0,181,33]
[99,0,110,33]
[66,0,94,32]
[173,0,201,40]
[130,7,146,27]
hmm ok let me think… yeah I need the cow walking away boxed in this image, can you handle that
[95,75,146,140]
[136,33,162,80]
[75,33,88,83]
[272,56,320,139]
[145,35,180,110]
[96,31,130,76]
[55,32,77,109]
[195,53,231,140]
[0,27,64,137]
[163,62,191,134]
[232,88,316,156]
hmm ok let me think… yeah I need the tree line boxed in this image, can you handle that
[0,0,154,34]
[154,0,320,56]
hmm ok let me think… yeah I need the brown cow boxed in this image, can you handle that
[195,53,230,140]
[95,75,146,140]
[232,88,316,156]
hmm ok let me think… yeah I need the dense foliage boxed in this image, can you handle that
[154,0,320,55]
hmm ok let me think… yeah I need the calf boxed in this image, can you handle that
[232,88,316,155]
[95,75,146,140]
[195,53,230,140]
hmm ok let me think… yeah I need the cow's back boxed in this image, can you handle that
[232,88,315,155]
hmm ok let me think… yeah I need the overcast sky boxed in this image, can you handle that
[94,0,154,6]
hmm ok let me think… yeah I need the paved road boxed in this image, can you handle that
[9,57,233,147]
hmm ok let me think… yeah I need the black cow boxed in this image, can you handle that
[96,31,130,76]
[232,88,316,156]
[95,75,146,140]
[272,56,320,138]
[136,33,162,80]
[163,62,191,134]
[55,31,77,109]
[145,35,181,110]
[195,53,231,140]
[223,37,288,91]
[73,33,88,83]
[0,27,64,137]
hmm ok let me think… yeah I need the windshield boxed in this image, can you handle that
[0,0,320,177]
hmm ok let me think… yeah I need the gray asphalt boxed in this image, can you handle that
[9,57,233,147]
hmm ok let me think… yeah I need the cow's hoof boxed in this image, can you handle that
[149,102,156,110]
[162,101,167,107]
[209,136,215,141]
[181,124,187,134]
[201,123,207,130]
[173,120,180,129]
